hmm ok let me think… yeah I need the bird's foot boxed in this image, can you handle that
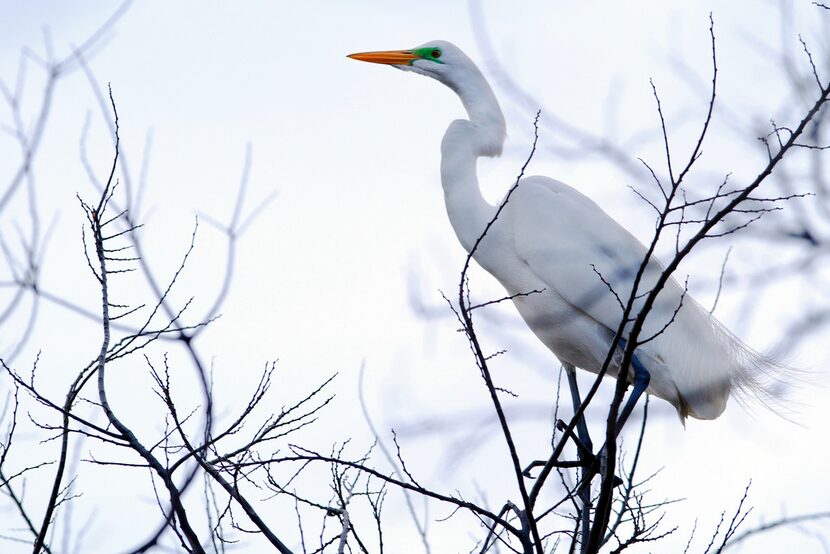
[556,419,594,459]
[522,458,588,479]
[576,446,624,490]
[522,419,598,479]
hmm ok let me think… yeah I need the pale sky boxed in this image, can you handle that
[1,1,829,552]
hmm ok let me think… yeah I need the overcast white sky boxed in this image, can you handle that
[1,1,829,552]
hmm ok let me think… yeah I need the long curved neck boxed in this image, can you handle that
[440,65,506,253]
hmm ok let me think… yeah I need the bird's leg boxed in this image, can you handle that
[522,365,595,479]
[614,350,651,432]
[565,364,594,456]
[565,363,593,554]
[573,342,650,494]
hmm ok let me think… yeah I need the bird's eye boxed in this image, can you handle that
[431,48,442,59]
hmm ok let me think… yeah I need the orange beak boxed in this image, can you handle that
[347,50,420,65]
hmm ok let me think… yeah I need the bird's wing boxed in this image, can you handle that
[510,176,683,337]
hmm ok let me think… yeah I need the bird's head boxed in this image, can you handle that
[348,40,505,157]
[347,40,471,88]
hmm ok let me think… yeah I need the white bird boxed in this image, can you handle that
[348,41,783,423]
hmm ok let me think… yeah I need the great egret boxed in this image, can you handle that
[348,41,782,423]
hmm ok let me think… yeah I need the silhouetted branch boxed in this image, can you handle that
[722,510,830,551]
[456,110,543,554]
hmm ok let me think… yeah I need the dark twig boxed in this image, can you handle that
[457,110,543,554]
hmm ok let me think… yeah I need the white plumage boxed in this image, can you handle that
[349,40,785,422]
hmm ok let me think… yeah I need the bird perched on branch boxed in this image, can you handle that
[348,41,785,425]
